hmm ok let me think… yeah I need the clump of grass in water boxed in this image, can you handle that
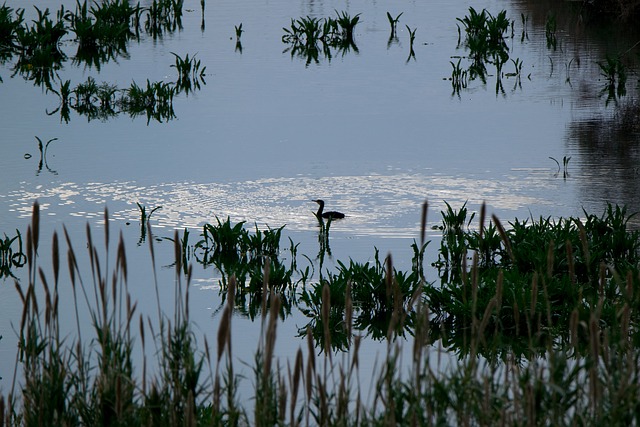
[282,10,361,65]
[598,54,627,102]
[170,52,206,94]
[406,25,416,62]
[135,202,161,243]
[0,229,26,280]
[545,13,557,50]
[454,7,513,95]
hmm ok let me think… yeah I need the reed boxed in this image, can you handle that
[5,201,640,424]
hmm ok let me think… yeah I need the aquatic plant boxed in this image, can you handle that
[11,6,67,89]
[406,25,416,61]
[0,229,26,279]
[545,13,557,50]
[171,52,206,94]
[6,201,640,424]
[453,7,513,95]
[598,54,627,102]
[66,0,140,69]
[549,155,571,178]
[386,11,402,36]
[520,12,528,42]
[282,11,361,64]
[0,4,24,51]
[450,57,468,95]
[120,79,176,123]
[34,136,59,175]
[145,0,184,37]
[335,10,360,43]
[135,202,161,243]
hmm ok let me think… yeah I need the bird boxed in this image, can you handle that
[312,199,345,220]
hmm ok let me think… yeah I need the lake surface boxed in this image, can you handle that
[0,0,638,393]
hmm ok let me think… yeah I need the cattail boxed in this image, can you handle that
[420,200,428,247]
[52,231,59,288]
[217,306,231,362]
[546,239,555,279]
[115,375,122,418]
[479,201,486,241]
[598,262,606,304]
[385,254,393,303]
[0,394,4,427]
[351,334,361,372]
[566,240,575,285]
[31,201,40,255]
[228,275,237,308]
[321,284,331,356]
[513,300,520,336]
[621,303,630,346]
[264,294,281,381]
[26,226,33,271]
[262,258,270,319]
[174,229,181,276]
[305,328,315,403]
[117,233,127,283]
[569,308,579,350]
[39,267,51,327]
[530,273,538,315]
[589,314,600,412]
[186,264,193,320]
[186,390,196,427]
[495,270,503,311]
[479,298,497,342]
[104,207,109,253]
[14,282,25,306]
[492,214,513,262]
[147,221,156,265]
[139,316,146,394]
[290,348,303,424]
[345,281,353,341]
[576,219,590,270]
[278,372,287,423]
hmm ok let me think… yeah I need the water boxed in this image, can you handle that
[0,0,638,396]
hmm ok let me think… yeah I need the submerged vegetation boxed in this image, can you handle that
[4,200,640,423]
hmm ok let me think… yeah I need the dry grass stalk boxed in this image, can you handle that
[264,294,281,383]
[52,231,59,288]
[321,283,331,355]
[492,214,513,262]
[262,257,270,319]
[290,348,303,425]
[566,240,575,285]
[217,306,231,363]
[420,200,428,247]
[345,280,353,341]
[546,239,555,279]
[479,201,486,240]
[31,201,40,255]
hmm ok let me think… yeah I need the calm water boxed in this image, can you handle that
[0,0,638,392]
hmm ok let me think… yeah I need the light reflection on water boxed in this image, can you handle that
[3,170,570,238]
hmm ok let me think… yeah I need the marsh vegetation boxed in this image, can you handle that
[4,200,640,424]
[1,0,640,424]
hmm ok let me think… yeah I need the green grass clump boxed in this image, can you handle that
[282,10,361,65]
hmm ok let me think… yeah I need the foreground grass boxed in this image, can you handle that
[3,201,640,425]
